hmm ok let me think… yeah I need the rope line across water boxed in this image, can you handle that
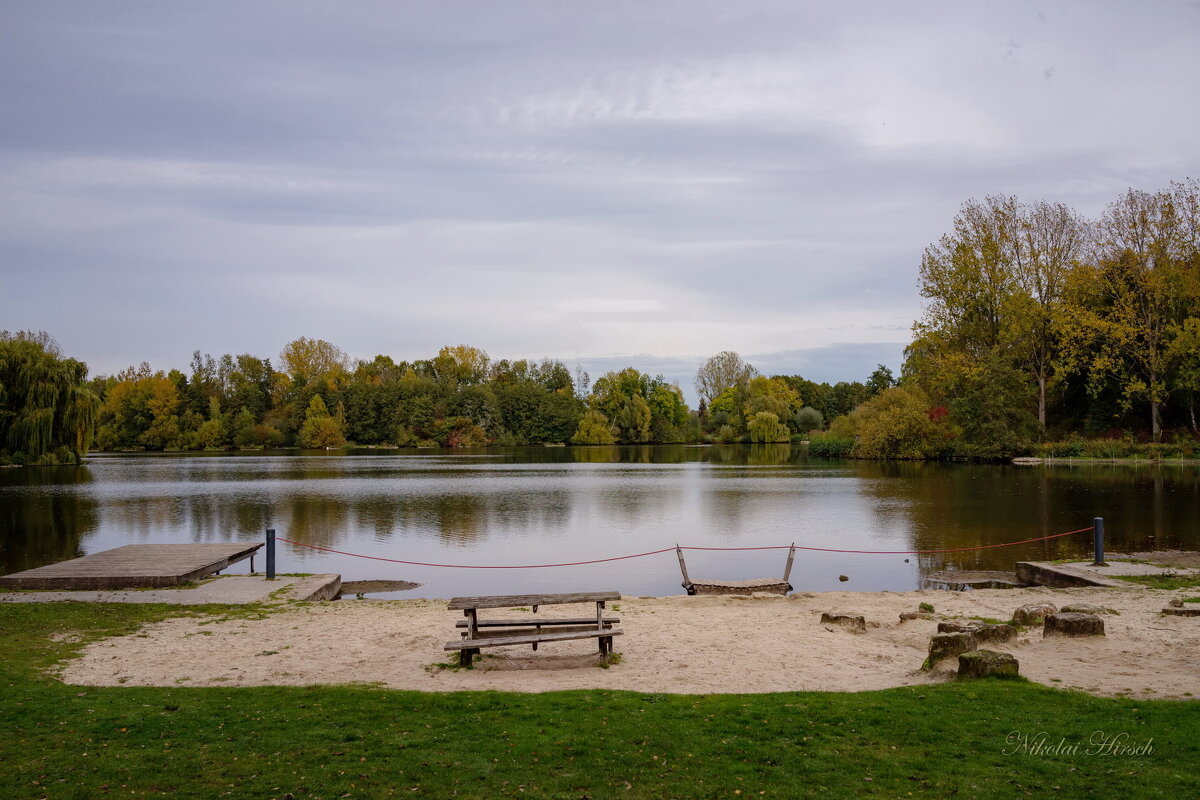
[274,526,1092,569]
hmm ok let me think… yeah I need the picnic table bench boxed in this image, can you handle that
[445,591,622,667]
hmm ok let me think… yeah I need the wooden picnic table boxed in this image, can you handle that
[444,591,622,667]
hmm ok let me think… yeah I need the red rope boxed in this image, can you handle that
[686,527,1093,555]
[274,537,677,569]
[275,526,1091,569]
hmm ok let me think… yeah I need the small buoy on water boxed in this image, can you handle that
[838,574,849,582]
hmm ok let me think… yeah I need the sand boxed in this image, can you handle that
[60,586,1200,698]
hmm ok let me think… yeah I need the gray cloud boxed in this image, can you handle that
[2,1,1198,385]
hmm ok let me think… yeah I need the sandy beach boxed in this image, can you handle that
[60,586,1199,698]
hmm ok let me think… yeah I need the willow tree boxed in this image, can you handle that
[0,331,98,464]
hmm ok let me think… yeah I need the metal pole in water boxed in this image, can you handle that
[266,528,276,579]
[1092,517,1106,566]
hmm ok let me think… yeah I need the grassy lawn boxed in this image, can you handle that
[1,604,1197,799]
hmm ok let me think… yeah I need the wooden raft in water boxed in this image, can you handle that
[676,544,795,596]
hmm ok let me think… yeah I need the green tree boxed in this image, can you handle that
[298,394,345,448]
[616,394,652,443]
[196,396,226,449]
[571,409,615,444]
[747,411,790,442]
[1059,184,1198,440]
[1168,317,1200,432]
[588,368,688,443]
[865,365,897,397]
[0,331,98,464]
[839,386,955,459]
[793,406,824,432]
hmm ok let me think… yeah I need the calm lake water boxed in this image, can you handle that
[3,446,1198,597]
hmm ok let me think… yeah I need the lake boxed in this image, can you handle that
[2,446,1198,597]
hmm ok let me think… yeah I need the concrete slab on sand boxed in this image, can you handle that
[0,574,341,605]
[1017,558,1200,588]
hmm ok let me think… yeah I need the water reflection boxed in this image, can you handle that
[1,449,1197,596]
[0,465,98,572]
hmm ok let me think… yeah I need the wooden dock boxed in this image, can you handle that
[0,543,263,590]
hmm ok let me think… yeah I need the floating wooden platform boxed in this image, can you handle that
[676,545,795,596]
[0,543,263,590]
[685,577,792,596]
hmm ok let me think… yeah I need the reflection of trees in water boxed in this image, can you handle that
[88,480,579,550]
[273,489,574,547]
[703,489,752,530]
[571,446,622,464]
[102,497,184,538]
[0,466,99,573]
[100,493,274,543]
[853,461,1200,574]
[280,495,350,546]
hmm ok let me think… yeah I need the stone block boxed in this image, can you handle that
[958,649,1019,679]
[1012,603,1057,626]
[1043,611,1105,637]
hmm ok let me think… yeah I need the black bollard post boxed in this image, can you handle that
[266,528,276,580]
[1092,517,1106,566]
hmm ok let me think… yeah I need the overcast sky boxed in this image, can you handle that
[2,1,1198,401]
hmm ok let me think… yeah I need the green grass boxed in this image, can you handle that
[1,604,1198,799]
[1111,573,1200,590]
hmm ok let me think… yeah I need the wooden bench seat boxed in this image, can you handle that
[445,627,622,652]
[454,616,619,628]
[447,590,623,666]
[448,591,621,610]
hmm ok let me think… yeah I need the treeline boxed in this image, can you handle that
[1,330,895,461]
[89,342,585,451]
[79,339,888,452]
[819,178,1200,459]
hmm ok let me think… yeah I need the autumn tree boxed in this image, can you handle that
[695,351,756,405]
[1011,201,1089,428]
[280,338,350,384]
[909,195,1040,449]
[1059,182,1199,440]
[433,344,490,386]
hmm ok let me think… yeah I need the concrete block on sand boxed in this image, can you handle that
[958,649,1019,679]
[1012,603,1057,626]
[1043,611,1105,637]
